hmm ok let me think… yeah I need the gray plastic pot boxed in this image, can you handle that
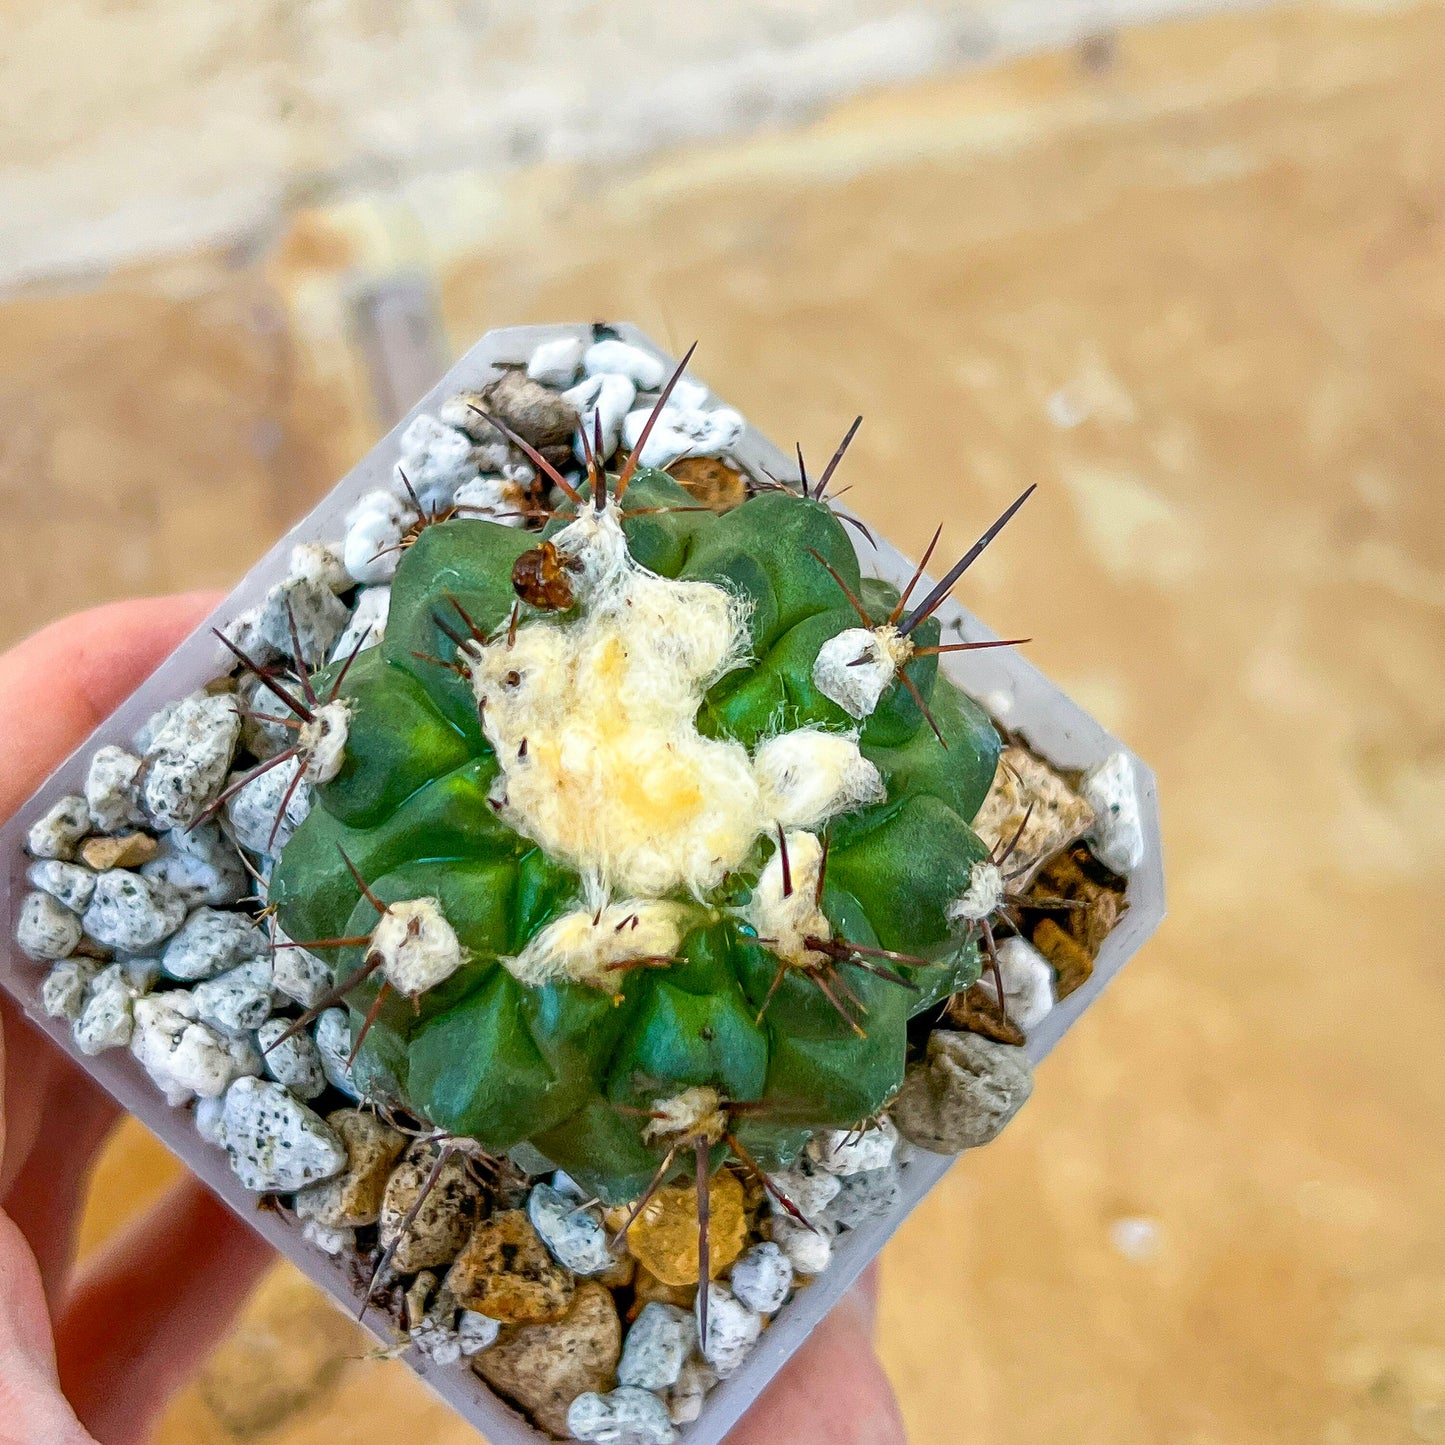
[0,324,1164,1445]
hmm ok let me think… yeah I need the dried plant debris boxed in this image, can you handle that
[11,330,1140,1440]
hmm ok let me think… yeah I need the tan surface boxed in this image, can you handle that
[2,3,1441,1442]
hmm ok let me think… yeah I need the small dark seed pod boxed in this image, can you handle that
[511,541,576,611]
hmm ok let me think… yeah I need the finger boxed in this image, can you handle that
[2,1050,120,1313]
[0,1210,97,1445]
[0,592,221,823]
[725,1269,905,1445]
[53,1175,273,1445]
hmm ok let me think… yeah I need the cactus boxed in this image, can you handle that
[262,378,1014,1216]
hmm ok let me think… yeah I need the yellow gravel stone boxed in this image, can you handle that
[625,1170,747,1287]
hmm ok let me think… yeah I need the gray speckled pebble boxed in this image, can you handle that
[27,795,91,860]
[82,870,186,952]
[823,1164,902,1231]
[85,745,144,831]
[73,964,137,1055]
[314,1008,360,1098]
[890,1030,1034,1155]
[765,1154,841,1222]
[16,890,82,960]
[41,958,99,1021]
[257,1018,326,1099]
[161,907,266,981]
[195,1093,228,1147]
[664,1357,717,1427]
[567,1385,678,1445]
[256,576,350,670]
[458,1310,501,1356]
[767,1214,832,1277]
[617,1302,694,1391]
[131,992,260,1105]
[142,823,249,907]
[271,932,332,1008]
[193,956,275,1034]
[225,755,311,855]
[27,859,97,914]
[728,1242,792,1315]
[221,1076,347,1191]
[701,1283,762,1379]
[806,1119,898,1176]
[528,1182,614,1275]
[141,693,241,830]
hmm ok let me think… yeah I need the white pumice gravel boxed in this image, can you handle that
[766,1155,842,1221]
[287,541,350,594]
[302,1219,354,1256]
[15,890,83,960]
[527,1182,613,1275]
[221,1076,347,1192]
[451,474,527,526]
[700,1283,763,1378]
[617,1302,696,1390]
[396,413,480,512]
[41,958,99,1021]
[728,1242,792,1315]
[330,585,391,661]
[582,339,667,391]
[142,823,249,907]
[238,672,296,759]
[527,336,585,387]
[343,489,418,586]
[824,1164,902,1231]
[141,693,242,830]
[564,373,637,461]
[567,1385,679,1445]
[27,859,97,913]
[314,1008,360,1098]
[621,403,744,469]
[194,1093,228,1147]
[84,745,145,831]
[256,577,350,670]
[994,935,1056,1033]
[457,1309,502,1356]
[806,1118,899,1176]
[225,754,311,855]
[1082,749,1145,875]
[160,907,266,981]
[73,963,138,1055]
[82,870,187,952]
[256,1018,327,1099]
[122,957,162,994]
[768,1214,833,1277]
[131,992,261,1105]
[271,933,332,1009]
[27,795,91,860]
[664,1357,717,1427]
[192,956,275,1034]
[410,1311,465,1366]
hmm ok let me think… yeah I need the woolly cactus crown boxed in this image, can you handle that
[269,402,1009,1205]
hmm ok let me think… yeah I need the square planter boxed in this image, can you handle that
[0,324,1163,1444]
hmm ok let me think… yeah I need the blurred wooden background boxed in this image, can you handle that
[4,4,1444,1442]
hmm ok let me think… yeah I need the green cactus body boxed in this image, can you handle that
[271,469,999,1202]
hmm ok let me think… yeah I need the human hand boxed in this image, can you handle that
[0,595,272,1445]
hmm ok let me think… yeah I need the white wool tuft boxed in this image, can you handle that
[643,1085,728,1145]
[743,831,829,969]
[754,728,883,829]
[370,898,465,996]
[298,700,350,784]
[504,900,693,988]
[812,625,911,719]
[947,859,1005,925]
